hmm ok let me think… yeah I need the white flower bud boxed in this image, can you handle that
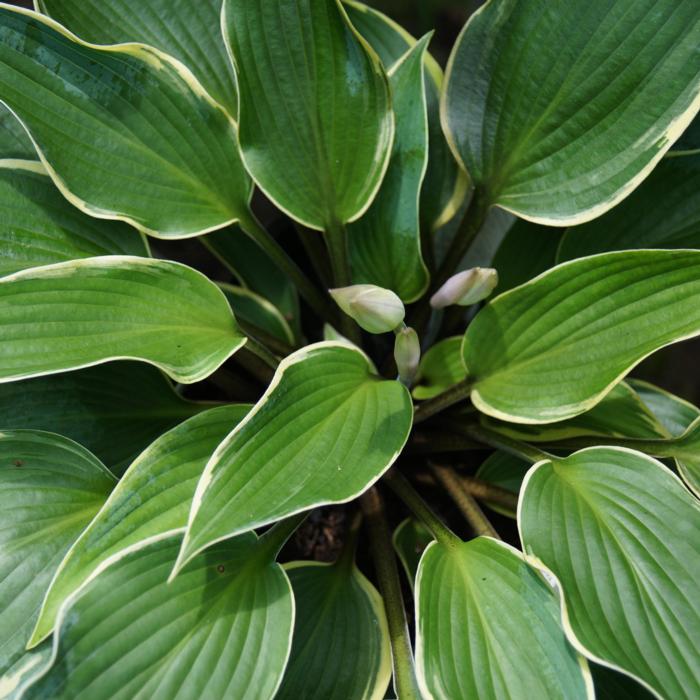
[330,284,405,334]
[394,326,420,386]
[430,267,498,309]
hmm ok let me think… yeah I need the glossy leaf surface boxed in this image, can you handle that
[443,0,700,224]
[0,163,148,276]
[0,362,208,474]
[36,0,238,116]
[222,0,393,229]
[24,534,293,700]
[349,39,430,302]
[31,405,250,646]
[520,448,700,699]
[463,250,700,422]
[177,342,413,572]
[416,537,591,700]
[0,431,114,685]
[558,155,700,261]
[0,257,245,384]
[276,560,391,700]
[0,6,251,238]
[344,0,466,231]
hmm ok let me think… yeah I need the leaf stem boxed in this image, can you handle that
[410,430,482,454]
[295,222,333,288]
[325,219,362,344]
[237,319,295,357]
[460,475,519,513]
[430,464,499,538]
[336,510,362,572]
[258,512,309,560]
[235,346,275,385]
[360,487,422,700]
[408,188,490,333]
[384,471,459,547]
[435,190,490,285]
[325,219,353,286]
[240,212,340,325]
[206,366,260,399]
[538,434,682,457]
[243,333,280,369]
[464,424,552,464]
[413,378,473,424]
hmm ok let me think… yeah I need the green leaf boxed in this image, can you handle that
[36,0,238,117]
[222,0,393,230]
[649,415,700,501]
[630,379,700,497]
[482,382,667,443]
[343,1,415,73]
[203,226,300,341]
[0,362,210,475]
[519,448,700,699]
[0,103,34,159]
[558,155,700,261]
[416,537,592,700]
[0,256,246,384]
[462,250,700,423]
[490,219,561,294]
[420,77,469,234]
[392,518,433,588]
[219,283,294,345]
[22,533,293,700]
[276,560,391,700]
[0,162,148,277]
[30,404,249,647]
[343,0,467,231]
[175,342,413,574]
[443,0,700,224]
[0,6,252,238]
[0,643,52,700]
[474,451,529,518]
[349,39,430,302]
[0,431,114,685]
[412,336,466,400]
[631,379,700,438]
[671,115,700,156]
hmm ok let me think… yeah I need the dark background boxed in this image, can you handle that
[6,0,699,403]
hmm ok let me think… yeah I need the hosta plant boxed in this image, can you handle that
[1,0,700,698]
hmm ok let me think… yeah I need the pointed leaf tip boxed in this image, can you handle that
[178,342,413,565]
